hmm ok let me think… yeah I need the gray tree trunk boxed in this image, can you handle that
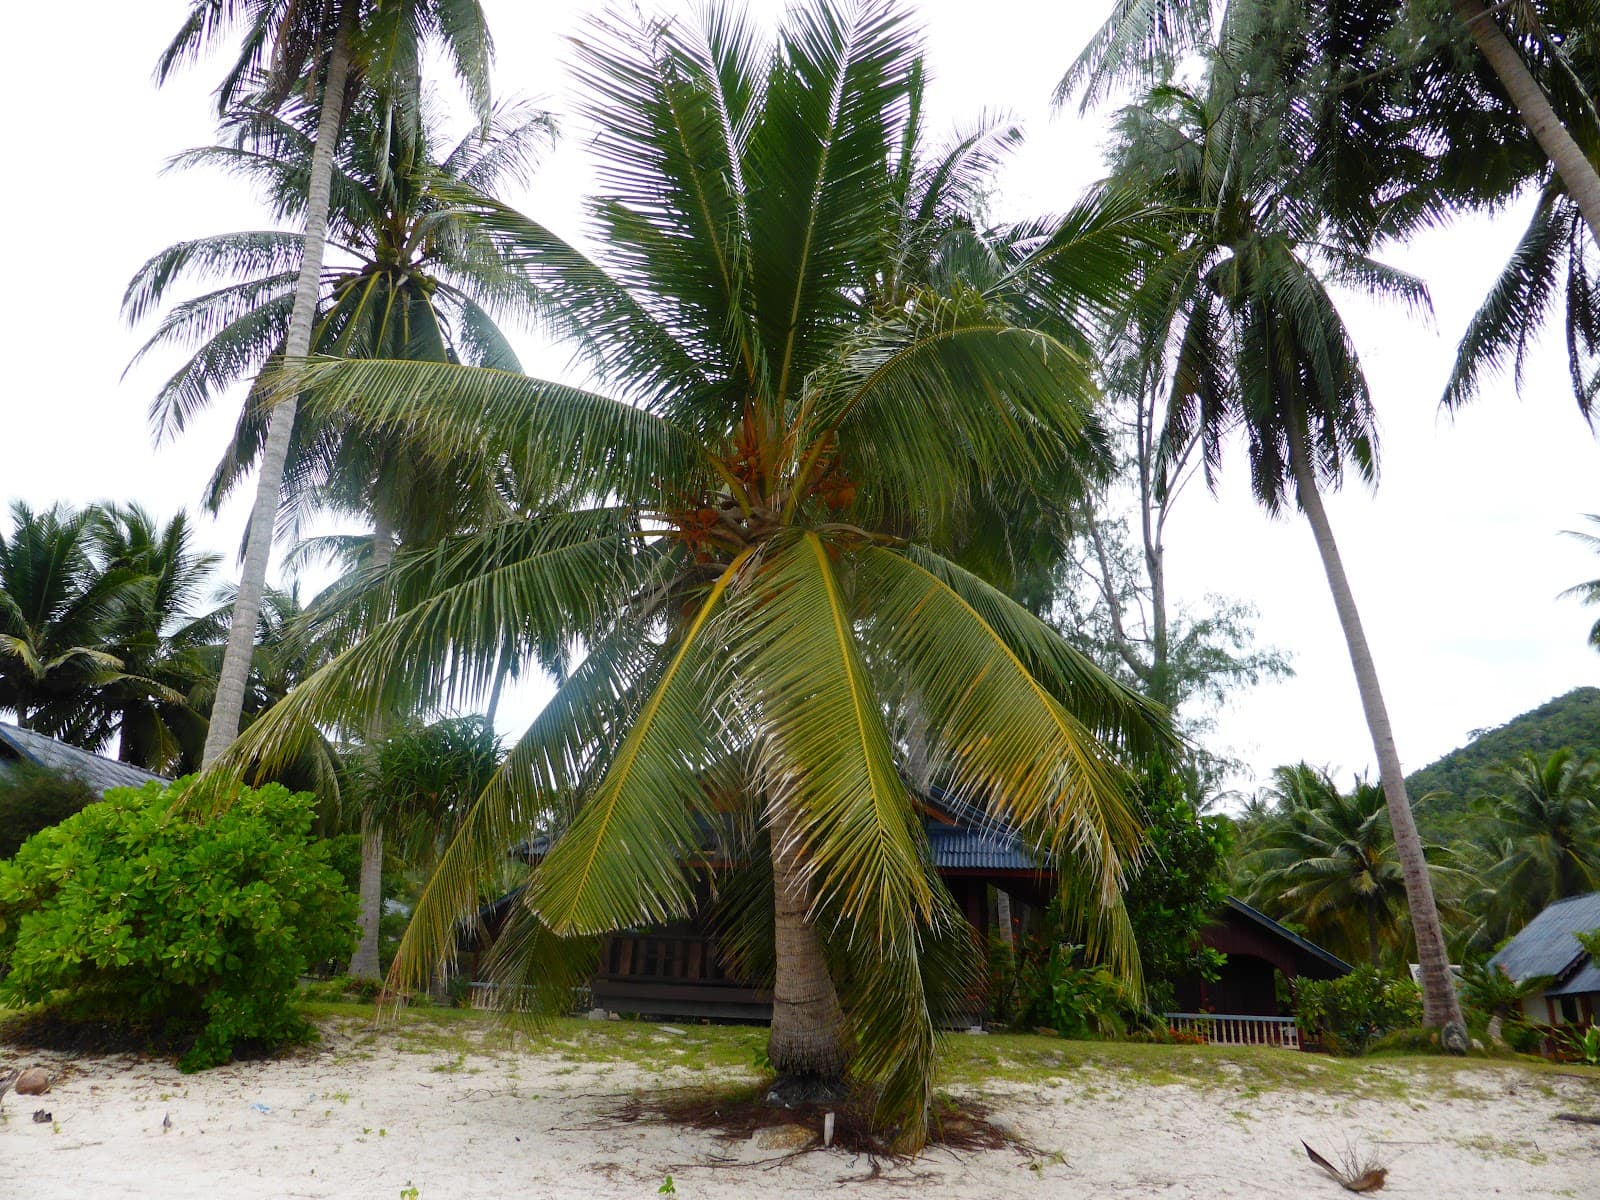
[995,888,1015,951]
[1451,0,1600,246]
[767,801,849,1081]
[348,512,396,982]
[349,809,385,980]
[200,21,354,768]
[486,646,506,725]
[1286,426,1465,1039]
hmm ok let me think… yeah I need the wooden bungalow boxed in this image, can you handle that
[1166,897,1351,1048]
[471,788,1351,1046]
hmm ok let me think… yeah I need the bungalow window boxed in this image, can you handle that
[1560,996,1579,1025]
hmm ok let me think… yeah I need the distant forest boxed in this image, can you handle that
[1410,687,1600,838]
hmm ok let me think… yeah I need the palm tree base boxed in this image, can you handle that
[764,1073,852,1109]
[1441,1021,1469,1055]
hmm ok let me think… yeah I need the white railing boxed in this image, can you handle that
[1163,1013,1301,1049]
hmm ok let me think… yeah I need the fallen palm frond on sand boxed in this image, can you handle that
[1303,1140,1388,1192]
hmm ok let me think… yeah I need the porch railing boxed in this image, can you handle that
[1163,1013,1301,1049]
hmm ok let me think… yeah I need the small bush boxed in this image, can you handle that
[1295,967,1422,1055]
[1556,1024,1600,1066]
[0,777,357,1070]
[1503,1020,1543,1055]
[298,975,384,1005]
[0,763,98,858]
[1017,943,1151,1039]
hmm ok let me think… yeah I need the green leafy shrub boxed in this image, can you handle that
[985,930,1019,1023]
[0,763,98,858]
[1557,1024,1600,1066]
[1018,942,1150,1039]
[1295,967,1422,1055]
[1122,769,1232,1013]
[0,777,357,1070]
[1503,1020,1543,1054]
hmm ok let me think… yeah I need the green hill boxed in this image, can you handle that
[1408,686,1600,839]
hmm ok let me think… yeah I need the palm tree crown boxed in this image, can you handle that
[125,91,555,547]
[1469,749,1600,946]
[1246,764,1452,967]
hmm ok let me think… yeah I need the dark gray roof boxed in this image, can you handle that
[1547,958,1600,998]
[926,822,1040,873]
[0,723,166,795]
[1223,895,1353,976]
[1490,891,1600,992]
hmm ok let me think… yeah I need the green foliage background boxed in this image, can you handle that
[1408,688,1600,838]
[0,764,99,859]
[0,778,357,1069]
[1124,770,1231,1012]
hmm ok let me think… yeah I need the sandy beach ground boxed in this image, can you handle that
[5,1013,1596,1199]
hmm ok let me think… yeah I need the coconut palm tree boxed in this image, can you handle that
[1445,0,1600,244]
[83,505,222,773]
[156,0,493,770]
[0,503,146,739]
[1063,0,1600,243]
[127,92,554,975]
[1468,750,1600,946]
[205,1,1173,1147]
[1246,764,1452,967]
[1095,66,1467,1036]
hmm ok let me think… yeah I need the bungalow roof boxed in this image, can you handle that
[0,722,166,795]
[1490,891,1600,992]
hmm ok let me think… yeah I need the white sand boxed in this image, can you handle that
[5,1021,1596,1199]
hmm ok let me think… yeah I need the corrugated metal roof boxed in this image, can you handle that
[1490,891,1600,988]
[1547,958,1600,998]
[925,823,1040,873]
[0,723,166,795]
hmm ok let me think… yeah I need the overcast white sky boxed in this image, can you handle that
[2,1,1596,793]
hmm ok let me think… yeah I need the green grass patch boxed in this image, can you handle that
[296,996,768,1074]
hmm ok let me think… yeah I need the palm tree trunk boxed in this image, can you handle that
[348,512,396,982]
[349,809,385,980]
[486,646,506,725]
[767,800,849,1084]
[1367,894,1381,968]
[1450,0,1600,245]
[1287,426,1465,1040]
[200,18,354,769]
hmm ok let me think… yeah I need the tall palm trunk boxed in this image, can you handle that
[349,809,385,979]
[1449,0,1600,245]
[767,800,849,1084]
[485,645,506,725]
[349,509,396,981]
[1287,426,1465,1039]
[1367,894,1381,968]
[201,18,354,768]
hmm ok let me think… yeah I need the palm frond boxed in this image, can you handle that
[854,543,1145,979]
[387,622,661,994]
[1056,0,1213,110]
[530,551,751,936]
[270,357,709,507]
[744,0,920,409]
